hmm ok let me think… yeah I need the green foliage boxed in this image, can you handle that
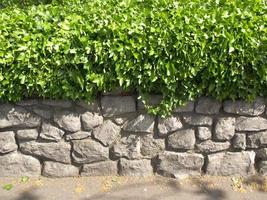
[2,184,13,191]
[0,0,266,116]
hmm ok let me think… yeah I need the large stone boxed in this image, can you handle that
[72,139,109,164]
[0,152,40,177]
[119,158,153,176]
[235,117,267,131]
[196,127,212,141]
[157,151,204,178]
[65,131,91,141]
[17,129,39,141]
[101,96,136,117]
[141,134,165,157]
[76,100,100,112]
[123,114,155,134]
[196,140,230,153]
[247,131,267,148]
[41,100,72,108]
[158,116,183,136]
[32,106,53,120]
[39,122,64,141]
[223,98,265,116]
[81,161,118,176]
[42,161,79,177]
[167,129,195,150]
[20,141,71,164]
[174,101,195,113]
[0,104,41,129]
[259,161,267,175]
[183,115,213,126]
[93,120,121,146]
[195,97,221,114]
[0,131,17,154]
[137,95,162,110]
[112,135,140,159]
[16,99,38,106]
[233,133,246,150]
[214,117,235,141]
[206,151,255,176]
[81,112,103,131]
[256,148,267,160]
[54,110,81,132]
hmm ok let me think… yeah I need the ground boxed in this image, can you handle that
[0,176,267,200]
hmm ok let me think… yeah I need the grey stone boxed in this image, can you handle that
[167,129,195,150]
[183,115,213,126]
[223,98,265,116]
[0,104,41,129]
[196,140,230,153]
[0,131,17,154]
[39,122,64,142]
[214,117,235,141]
[141,134,165,157]
[233,133,246,150]
[174,101,195,113]
[16,99,38,106]
[42,100,72,108]
[76,100,100,112]
[206,151,255,176]
[17,129,39,141]
[123,114,155,134]
[256,148,267,160]
[32,106,53,120]
[157,151,204,178]
[42,161,79,177]
[137,95,162,110]
[195,97,221,114]
[112,135,140,159]
[259,161,267,175]
[119,158,153,176]
[20,141,71,164]
[158,116,183,136]
[66,131,91,141]
[101,96,136,117]
[54,110,81,132]
[81,112,103,131]
[247,131,267,148]
[0,152,41,177]
[235,117,267,131]
[196,127,212,141]
[93,120,121,146]
[72,139,109,164]
[81,161,118,176]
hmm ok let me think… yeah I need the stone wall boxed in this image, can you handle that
[0,96,267,178]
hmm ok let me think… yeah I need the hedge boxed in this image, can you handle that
[0,0,266,116]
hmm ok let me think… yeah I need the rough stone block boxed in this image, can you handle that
[214,117,235,141]
[173,101,195,113]
[141,134,165,157]
[66,131,91,141]
[195,97,221,114]
[196,127,211,141]
[41,100,72,108]
[256,148,267,160]
[123,114,155,134]
[183,115,213,126]
[196,140,230,153]
[39,122,64,142]
[233,133,246,150]
[17,129,39,141]
[137,95,162,110]
[247,131,267,148]
[119,158,153,176]
[158,116,183,136]
[235,117,267,131]
[81,161,118,176]
[0,131,17,154]
[32,106,53,120]
[81,111,103,131]
[167,129,195,150]
[76,100,100,112]
[42,162,79,177]
[259,161,267,175]
[54,110,81,132]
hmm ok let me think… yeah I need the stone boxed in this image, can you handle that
[167,129,195,150]
[137,95,162,110]
[81,161,118,176]
[141,134,165,157]
[119,158,153,176]
[81,112,103,131]
[0,152,41,177]
[183,115,213,126]
[101,96,136,117]
[0,104,41,129]
[235,117,267,131]
[72,139,109,164]
[42,162,79,177]
[32,106,53,120]
[123,114,155,134]
[93,120,121,146]
[54,110,81,132]
[247,131,267,148]
[112,135,140,159]
[196,140,230,153]
[41,100,72,108]
[0,131,17,154]
[223,98,265,116]
[157,151,204,178]
[196,127,211,141]
[158,116,183,136]
[16,99,38,106]
[206,151,255,176]
[256,148,267,160]
[20,141,71,164]
[233,133,246,150]
[195,97,221,114]
[66,131,91,141]
[259,161,267,175]
[17,129,39,141]
[39,122,64,142]
[174,101,195,113]
[214,117,235,141]
[76,100,100,112]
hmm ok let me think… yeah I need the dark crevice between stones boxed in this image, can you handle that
[201,155,209,174]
